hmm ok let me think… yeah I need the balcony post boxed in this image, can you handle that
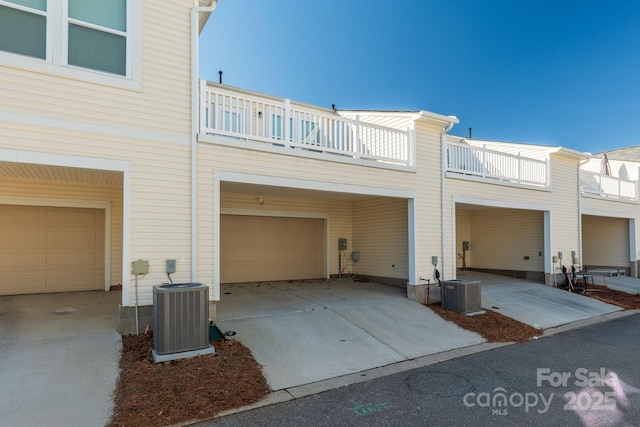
[355,115,361,158]
[482,145,486,178]
[284,98,291,147]
[517,152,521,183]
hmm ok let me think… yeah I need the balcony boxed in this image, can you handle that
[446,141,549,187]
[198,81,413,168]
[580,170,638,201]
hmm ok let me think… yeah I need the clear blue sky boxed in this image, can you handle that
[199,1,640,154]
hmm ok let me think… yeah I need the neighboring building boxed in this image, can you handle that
[0,0,217,332]
[1,1,637,332]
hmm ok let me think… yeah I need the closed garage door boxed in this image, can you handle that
[0,205,105,295]
[221,215,324,283]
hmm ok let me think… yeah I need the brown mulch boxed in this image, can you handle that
[585,285,640,309]
[429,303,540,342]
[429,284,640,343]
[107,335,270,427]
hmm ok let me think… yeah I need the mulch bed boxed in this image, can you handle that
[585,285,640,309]
[107,335,270,427]
[429,303,540,342]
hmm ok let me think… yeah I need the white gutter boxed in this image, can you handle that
[440,121,456,280]
[577,156,590,269]
[191,1,217,282]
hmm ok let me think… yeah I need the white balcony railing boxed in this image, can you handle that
[446,141,548,186]
[199,81,413,167]
[580,170,638,201]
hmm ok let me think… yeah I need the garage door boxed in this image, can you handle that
[221,215,324,283]
[0,205,105,295]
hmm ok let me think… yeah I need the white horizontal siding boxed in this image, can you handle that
[353,197,408,280]
[0,1,192,139]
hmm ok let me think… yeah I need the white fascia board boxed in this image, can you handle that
[453,195,552,212]
[215,171,416,199]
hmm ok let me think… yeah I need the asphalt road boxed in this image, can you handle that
[200,313,640,427]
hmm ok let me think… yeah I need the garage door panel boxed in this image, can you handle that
[257,217,289,233]
[221,250,256,265]
[0,205,40,223]
[0,252,41,269]
[46,273,101,291]
[221,266,257,283]
[223,215,257,232]
[0,229,40,247]
[46,251,98,268]
[0,274,43,293]
[221,215,324,283]
[46,209,98,225]
[0,205,105,295]
[46,231,98,247]
[222,233,256,249]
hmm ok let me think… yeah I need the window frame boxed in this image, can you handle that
[0,0,141,89]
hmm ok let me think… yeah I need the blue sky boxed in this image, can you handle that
[199,1,640,154]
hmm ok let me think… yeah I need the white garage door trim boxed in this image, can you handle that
[0,196,111,291]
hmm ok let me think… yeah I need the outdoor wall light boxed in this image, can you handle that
[256,197,266,206]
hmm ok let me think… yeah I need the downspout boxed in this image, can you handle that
[577,156,590,270]
[441,121,455,281]
[191,1,217,281]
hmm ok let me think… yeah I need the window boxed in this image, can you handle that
[0,0,139,84]
[0,1,47,59]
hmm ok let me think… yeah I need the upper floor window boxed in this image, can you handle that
[0,0,139,84]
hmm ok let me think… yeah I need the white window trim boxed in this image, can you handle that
[0,0,141,90]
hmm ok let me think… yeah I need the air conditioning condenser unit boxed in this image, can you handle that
[152,283,214,362]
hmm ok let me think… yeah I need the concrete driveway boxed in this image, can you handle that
[216,279,485,391]
[0,291,121,427]
[457,271,622,329]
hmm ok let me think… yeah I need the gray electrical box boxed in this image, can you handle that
[351,251,360,262]
[338,238,347,250]
[166,259,176,274]
[462,241,470,251]
[132,260,149,275]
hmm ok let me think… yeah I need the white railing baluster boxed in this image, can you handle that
[199,84,411,166]
[445,141,549,186]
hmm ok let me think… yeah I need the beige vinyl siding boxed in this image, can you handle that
[466,208,544,271]
[0,1,192,139]
[352,197,408,280]
[0,176,122,288]
[548,154,581,261]
[413,122,444,280]
[582,215,629,268]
